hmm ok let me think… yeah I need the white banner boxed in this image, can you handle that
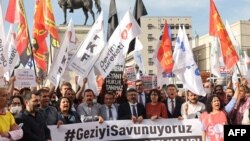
[0,2,8,75]
[95,10,142,78]
[68,11,105,78]
[7,32,19,80]
[48,20,73,88]
[14,69,36,87]
[0,66,5,86]
[49,119,202,141]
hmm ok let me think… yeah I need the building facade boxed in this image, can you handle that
[193,20,250,72]
[126,16,193,75]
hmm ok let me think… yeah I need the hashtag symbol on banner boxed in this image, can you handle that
[65,129,76,141]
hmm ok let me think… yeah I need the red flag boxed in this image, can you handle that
[5,0,18,23]
[157,21,174,73]
[33,0,48,72]
[43,0,59,48]
[209,0,239,69]
[6,0,30,66]
[32,0,59,72]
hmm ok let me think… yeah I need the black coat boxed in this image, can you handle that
[165,97,184,118]
[118,102,146,120]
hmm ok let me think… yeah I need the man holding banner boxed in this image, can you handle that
[118,87,146,123]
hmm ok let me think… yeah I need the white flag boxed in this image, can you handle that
[95,10,142,78]
[0,67,5,86]
[225,20,242,56]
[68,11,105,78]
[133,37,145,75]
[0,1,8,75]
[48,19,73,88]
[225,20,247,76]
[210,36,222,77]
[78,70,99,96]
[172,27,206,96]
[7,32,19,80]
[243,51,250,71]
[243,51,250,83]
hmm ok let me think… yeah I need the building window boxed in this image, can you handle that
[185,24,190,29]
[149,70,153,75]
[148,34,155,41]
[148,46,154,53]
[160,24,164,29]
[148,24,153,29]
[170,24,175,29]
[148,58,154,66]
[171,37,176,41]
[176,25,179,29]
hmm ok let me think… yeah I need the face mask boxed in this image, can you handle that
[10,106,22,115]
[204,88,211,95]
[93,99,97,103]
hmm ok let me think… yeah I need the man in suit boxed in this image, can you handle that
[118,88,146,123]
[135,80,150,107]
[165,84,184,118]
[77,89,102,122]
[99,92,119,121]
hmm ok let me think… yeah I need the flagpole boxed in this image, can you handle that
[236,64,242,77]
[50,35,53,64]
[22,1,37,77]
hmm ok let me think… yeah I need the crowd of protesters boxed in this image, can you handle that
[0,76,250,141]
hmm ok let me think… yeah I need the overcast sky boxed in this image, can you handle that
[1,0,250,36]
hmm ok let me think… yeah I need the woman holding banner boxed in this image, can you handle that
[57,97,81,124]
[146,89,168,120]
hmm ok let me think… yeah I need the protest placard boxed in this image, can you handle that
[14,69,36,87]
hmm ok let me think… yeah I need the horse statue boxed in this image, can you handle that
[57,0,101,25]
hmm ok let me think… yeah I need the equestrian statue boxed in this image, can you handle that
[58,0,101,25]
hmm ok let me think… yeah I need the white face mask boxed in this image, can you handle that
[92,99,97,103]
[204,88,211,95]
[10,106,22,115]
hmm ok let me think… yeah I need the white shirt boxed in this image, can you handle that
[181,101,205,119]
[105,104,118,120]
[242,108,250,125]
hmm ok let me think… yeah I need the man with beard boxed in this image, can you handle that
[118,88,146,123]
[180,90,205,119]
[38,89,61,125]
[77,89,102,122]
[19,91,52,141]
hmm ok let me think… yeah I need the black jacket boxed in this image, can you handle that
[18,110,51,141]
[118,102,146,120]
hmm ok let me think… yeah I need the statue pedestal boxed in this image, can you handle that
[57,25,91,46]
